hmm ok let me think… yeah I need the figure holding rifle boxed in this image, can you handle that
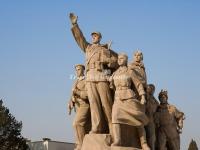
[68,64,90,150]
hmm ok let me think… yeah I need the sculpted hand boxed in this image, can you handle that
[67,103,71,110]
[140,95,146,105]
[72,88,76,96]
[178,120,183,129]
[69,13,78,25]
[68,101,74,115]
[73,89,80,97]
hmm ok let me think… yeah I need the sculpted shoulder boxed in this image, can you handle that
[128,63,136,70]
[112,68,119,77]
[127,67,137,77]
[167,104,177,112]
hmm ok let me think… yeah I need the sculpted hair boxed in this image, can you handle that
[134,50,143,60]
[118,53,128,65]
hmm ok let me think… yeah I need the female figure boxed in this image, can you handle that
[110,53,150,150]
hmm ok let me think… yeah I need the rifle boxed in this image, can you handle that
[68,79,79,115]
[68,94,77,115]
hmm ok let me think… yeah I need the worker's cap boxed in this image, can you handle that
[158,89,168,100]
[91,31,102,38]
[74,64,85,70]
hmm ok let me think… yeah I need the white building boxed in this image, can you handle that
[27,138,75,150]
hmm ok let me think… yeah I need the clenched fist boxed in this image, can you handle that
[69,13,78,25]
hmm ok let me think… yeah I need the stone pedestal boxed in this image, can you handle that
[81,129,142,150]
[81,134,112,150]
[120,124,141,148]
[111,146,141,150]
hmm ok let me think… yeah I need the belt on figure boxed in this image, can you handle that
[86,62,103,71]
[86,63,95,71]
[115,86,130,90]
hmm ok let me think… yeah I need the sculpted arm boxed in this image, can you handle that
[73,86,88,100]
[69,13,89,52]
[109,73,115,90]
[154,112,160,127]
[67,81,78,115]
[68,93,76,115]
[174,107,185,132]
[130,70,146,104]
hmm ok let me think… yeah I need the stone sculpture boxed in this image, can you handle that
[154,90,185,150]
[68,64,90,150]
[128,50,147,89]
[145,84,159,150]
[69,13,118,134]
[68,13,185,150]
[110,53,150,150]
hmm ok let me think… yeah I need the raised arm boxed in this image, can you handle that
[69,13,89,52]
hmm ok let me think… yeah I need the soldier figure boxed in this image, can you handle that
[128,50,147,88]
[68,64,90,150]
[110,53,150,150]
[69,13,118,134]
[145,84,159,150]
[155,90,185,150]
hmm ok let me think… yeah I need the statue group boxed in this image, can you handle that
[67,13,185,150]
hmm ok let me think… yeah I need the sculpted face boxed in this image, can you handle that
[92,34,101,44]
[134,51,143,62]
[75,66,84,77]
[118,55,128,66]
[159,94,168,104]
[147,85,155,95]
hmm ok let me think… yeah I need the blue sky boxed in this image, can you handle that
[0,0,200,148]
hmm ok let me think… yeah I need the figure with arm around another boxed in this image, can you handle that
[68,64,91,150]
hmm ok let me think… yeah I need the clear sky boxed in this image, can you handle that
[0,0,200,149]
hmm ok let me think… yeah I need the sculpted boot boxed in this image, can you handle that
[74,125,85,150]
[111,124,121,146]
[109,123,113,137]
[137,126,151,150]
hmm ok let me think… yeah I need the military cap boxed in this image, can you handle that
[74,64,85,70]
[91,31,102,38]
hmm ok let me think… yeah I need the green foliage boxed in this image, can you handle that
[0,99,29,150]
[188,139,198,150]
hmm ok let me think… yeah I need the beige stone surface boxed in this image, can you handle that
[111,146,141,150]
[155,90,185,150]
[68,13,186,150]
[68,65,91,150]
[70,13,118,134]
[145,84,159,150]
[110,54,150,150]
[81,134,112,150]
[110,54,148,127]
[128,51,147,88]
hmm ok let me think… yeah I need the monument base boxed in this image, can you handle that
[81,133,142,150]
[111,146,141,150]
[81,134,112,150]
